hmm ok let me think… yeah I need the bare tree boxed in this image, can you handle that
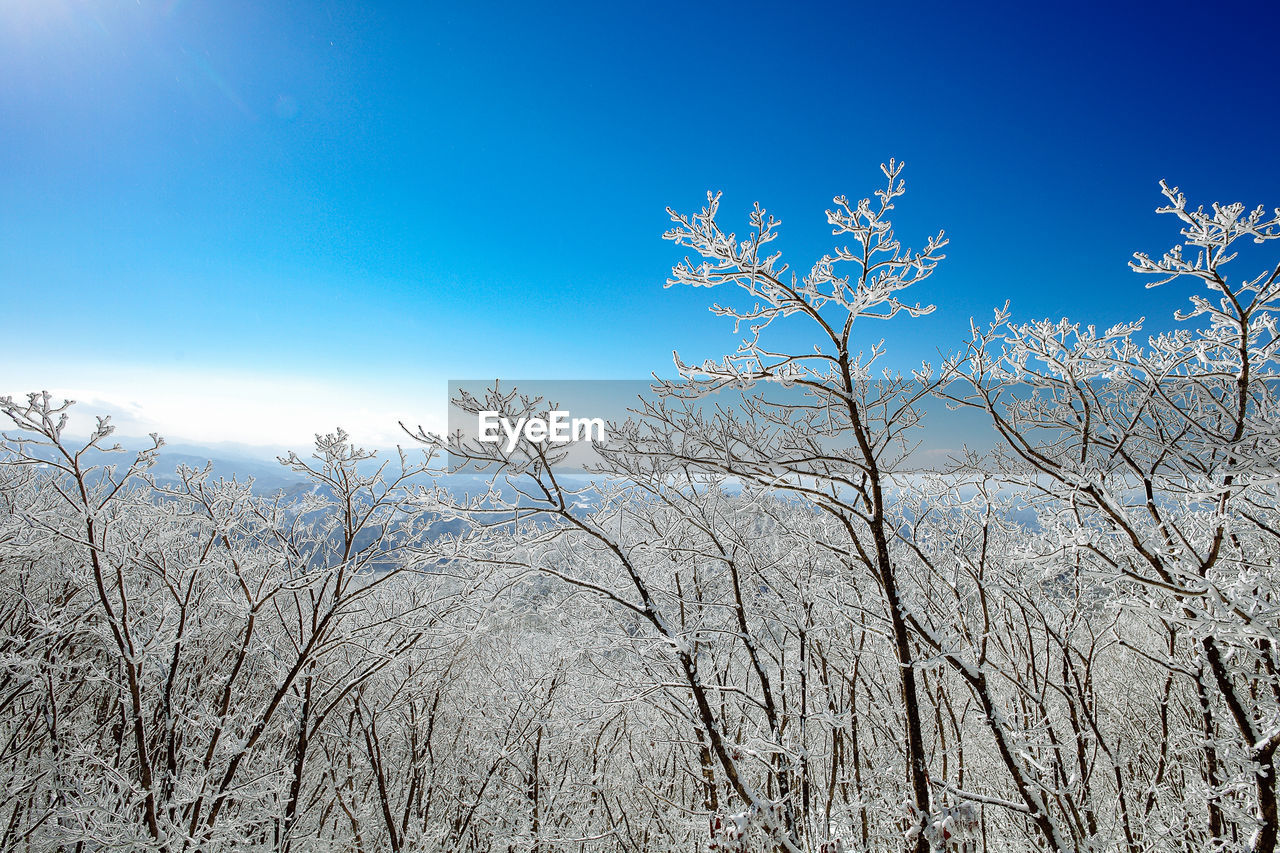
[645,161,947,852]
[957,182,1280,852]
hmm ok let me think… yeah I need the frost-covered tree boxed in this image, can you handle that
[643,161,948,852]
[0,395,460,852]
[957,183,1280,852]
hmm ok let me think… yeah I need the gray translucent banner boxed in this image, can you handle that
[445,378,1003,474]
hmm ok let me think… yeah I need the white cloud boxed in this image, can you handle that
[3,363,447,453]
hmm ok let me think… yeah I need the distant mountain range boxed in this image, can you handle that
[8,436,603,507]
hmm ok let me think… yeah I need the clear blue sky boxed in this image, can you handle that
[3,0,1279,445]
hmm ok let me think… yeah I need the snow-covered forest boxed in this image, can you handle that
[3,166,1280,853]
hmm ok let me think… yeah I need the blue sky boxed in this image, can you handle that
[3,0,1279,447]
